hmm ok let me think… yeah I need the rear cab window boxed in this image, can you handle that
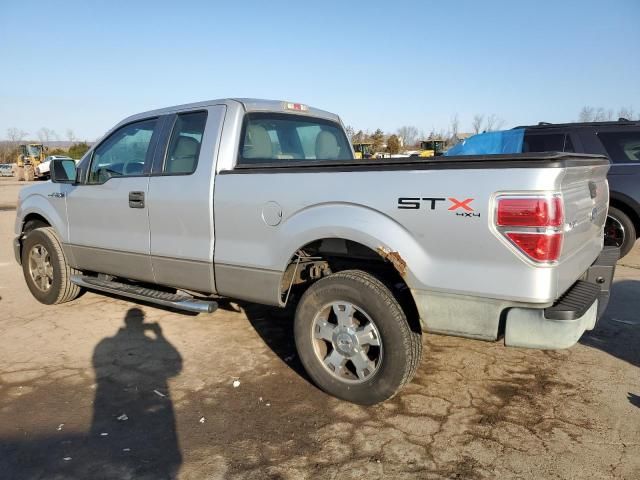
[597,130,640,163]
[238,113,353,165]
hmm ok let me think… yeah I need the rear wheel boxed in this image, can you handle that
[605,207,636,258]
[294,270,422,405]
[22,227,82,305]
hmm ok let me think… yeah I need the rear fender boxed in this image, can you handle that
[277,202,431,289]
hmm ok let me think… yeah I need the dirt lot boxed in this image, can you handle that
[0,176,638,479]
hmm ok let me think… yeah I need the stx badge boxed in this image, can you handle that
[397,197,480,218]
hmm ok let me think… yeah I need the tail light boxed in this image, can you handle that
[497,197,563,227]
[495,195,564,263]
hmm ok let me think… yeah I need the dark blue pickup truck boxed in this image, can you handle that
[448,119,640,257]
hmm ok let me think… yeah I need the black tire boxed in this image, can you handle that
[21,227,82,305]
[606,207,637,259]
[294,269,422,405]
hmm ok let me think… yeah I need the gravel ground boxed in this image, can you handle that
[0,177,638,479]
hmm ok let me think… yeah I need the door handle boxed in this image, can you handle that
[129,191,145,208]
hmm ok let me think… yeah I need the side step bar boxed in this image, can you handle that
[71,275,218,314]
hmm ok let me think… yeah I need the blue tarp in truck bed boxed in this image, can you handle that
[445,128,524,156]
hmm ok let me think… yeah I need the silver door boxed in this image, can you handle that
[66,117,160,282]
[147,105,226,293]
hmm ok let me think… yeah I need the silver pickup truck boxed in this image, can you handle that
[14,99,618,404]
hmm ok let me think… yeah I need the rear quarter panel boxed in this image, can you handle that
[213,165,578,304]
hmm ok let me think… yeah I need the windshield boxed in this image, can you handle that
[26,145,43,157]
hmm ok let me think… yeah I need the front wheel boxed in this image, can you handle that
[605,207,637,258]
[21,227,82,305]
[294,270,422,405]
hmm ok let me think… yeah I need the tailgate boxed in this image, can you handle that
[556,161,610,296]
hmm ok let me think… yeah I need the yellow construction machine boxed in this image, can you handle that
[16,143,47,181]
[353,142,374,159]
[417,139,445,157]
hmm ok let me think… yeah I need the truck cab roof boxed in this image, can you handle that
[119,98,342,128]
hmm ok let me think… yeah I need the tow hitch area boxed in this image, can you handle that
[504,246,619,349]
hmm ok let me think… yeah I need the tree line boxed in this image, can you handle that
[0,127,91,164]
[578,106,636,122]
[345,113,505,155]
[346,105,637,155]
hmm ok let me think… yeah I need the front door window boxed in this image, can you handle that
[88,119,157,184]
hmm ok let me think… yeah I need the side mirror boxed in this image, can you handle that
[50,159,77,184]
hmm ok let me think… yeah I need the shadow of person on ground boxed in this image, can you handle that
[580,279,640,409]
[89,307,183,478]
[0,307,184,479]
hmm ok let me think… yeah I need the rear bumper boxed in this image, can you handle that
[505,246,618,349]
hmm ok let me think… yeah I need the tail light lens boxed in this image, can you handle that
[497,197,563,227]
[496,195,564,263]
[505,232,563,262]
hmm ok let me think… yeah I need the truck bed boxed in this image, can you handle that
[227,152,609,173]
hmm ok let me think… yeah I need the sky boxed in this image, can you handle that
[1,0,639,141]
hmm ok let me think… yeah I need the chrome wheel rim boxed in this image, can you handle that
[605,215,625,248]
[28,244,53,292]
[311,301,383,383]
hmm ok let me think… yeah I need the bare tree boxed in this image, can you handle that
[593,108,613,122]
[37,127,58,144]
[6,127,28,145]
[485,114,505,132]
[617,106,635,120]
[426,128,447,140]
[37,128,47,143]
[472,114,484,134]
[3,128,28,164]
[352,130,367,144]
[397,125,419,147]
[344,125,355,143]
[578,106,595,122]
[449,114,459,139]
[580,105,637,122]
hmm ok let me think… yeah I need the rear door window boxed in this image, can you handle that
[239,113,353,164]
[163,111,207,174]
[597,130,640,163]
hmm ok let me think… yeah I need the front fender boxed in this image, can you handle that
[17,192,68,242]
[277,202,431,289]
